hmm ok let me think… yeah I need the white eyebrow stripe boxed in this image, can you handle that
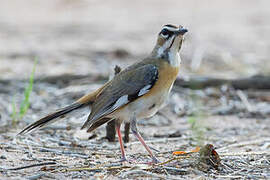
[163,26,178,32]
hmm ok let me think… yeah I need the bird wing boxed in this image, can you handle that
[81,64,158,129]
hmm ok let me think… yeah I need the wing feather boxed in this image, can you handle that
[81,64,158,129]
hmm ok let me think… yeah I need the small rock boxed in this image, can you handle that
[0,155,7,159]
[74,128,95,140]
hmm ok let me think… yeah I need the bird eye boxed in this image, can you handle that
[160,29,170,38]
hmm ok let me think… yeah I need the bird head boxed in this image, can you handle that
[153,24,188,58]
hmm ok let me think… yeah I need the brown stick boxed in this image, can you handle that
[174,74,270,90]
[3,72,270,90]
[106,120,116,142]
[123,122,130,143]
[5,162,56,171]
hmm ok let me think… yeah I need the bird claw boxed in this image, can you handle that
[119,157,135,164]
[152,156,161,164]
[146,156,160,165]
[141,156,160,165]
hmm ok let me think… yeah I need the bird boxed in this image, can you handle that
[18,24,188,163]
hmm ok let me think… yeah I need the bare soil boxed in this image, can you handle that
[0,0,270,179]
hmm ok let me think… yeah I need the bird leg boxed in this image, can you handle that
[130,115,160,164]
[115,123,127,162]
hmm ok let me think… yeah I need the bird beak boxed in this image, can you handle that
[175,28,188,35]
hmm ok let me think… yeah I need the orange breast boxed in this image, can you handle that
[143,60,180,98]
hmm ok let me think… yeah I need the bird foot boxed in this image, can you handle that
[118,157,135,164]
[141,156,160,165]
[152,156,161,164]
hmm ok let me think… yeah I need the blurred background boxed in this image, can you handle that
[1,0,269,80]
[1,1,270,178]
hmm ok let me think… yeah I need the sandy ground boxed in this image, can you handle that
[0,0,270,179]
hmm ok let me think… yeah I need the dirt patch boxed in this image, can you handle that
[1,76,270,179]
[0,0,270,179]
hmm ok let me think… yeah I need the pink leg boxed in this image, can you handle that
[116,124,127,161]
[133,131,159,163]
[130,116,160,163]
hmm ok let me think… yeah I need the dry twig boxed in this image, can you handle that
[4,162,56,171]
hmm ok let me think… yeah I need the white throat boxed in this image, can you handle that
[169,51,181,67]
[157,46,181,67]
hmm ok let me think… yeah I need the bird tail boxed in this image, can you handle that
[17,83,107,136]
[17,102,86,135]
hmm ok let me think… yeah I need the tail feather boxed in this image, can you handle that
[18,103,84,135]
[86,117,112,133]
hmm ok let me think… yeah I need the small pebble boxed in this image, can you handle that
[0,155,7,159]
